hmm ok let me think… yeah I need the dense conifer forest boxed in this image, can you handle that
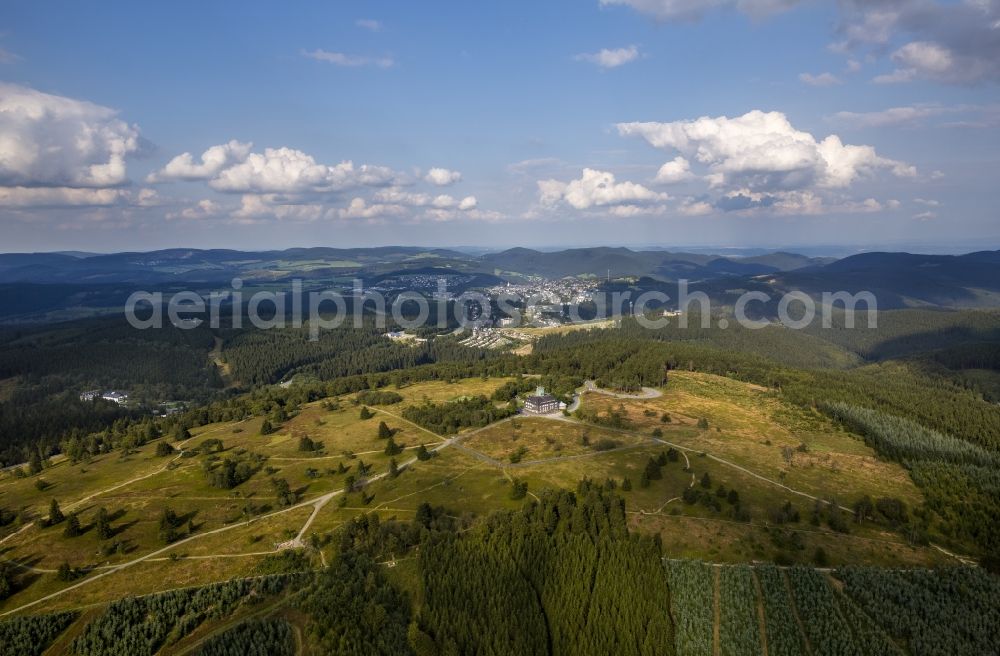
[70,574,308,656]
[402,395,518,435]
[194,617,295,656]
[417,482,674,656]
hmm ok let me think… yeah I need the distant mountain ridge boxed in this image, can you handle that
[761,250,1000,308]
[0,246,829,285]
[478,247,829,280]
[0,246,998,317]
[0,247,472,285]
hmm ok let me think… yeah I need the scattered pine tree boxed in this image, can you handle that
[63,512,82,538]
[48,499,64,526]
[95,507,113,540]
[384,437,402,456]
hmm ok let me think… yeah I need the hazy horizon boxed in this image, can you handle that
[2,241,997,260]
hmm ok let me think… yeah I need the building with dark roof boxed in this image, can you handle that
[523,386,559,414]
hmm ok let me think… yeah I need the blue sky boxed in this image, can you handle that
[0,0,998,253]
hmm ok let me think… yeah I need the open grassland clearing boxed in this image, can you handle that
[171,506,314,558]
[305,448,518,539]
[1,552,268,616]
[641,513,948,568]
[264,400,436,457]
[0,494,273,571]
[584,371,923,508]
[515,319,617,337]
[462,416,645,463]
[2,444,331,571]
[0,442,182,520]
[511,444,944,567]
[382,377,514,412]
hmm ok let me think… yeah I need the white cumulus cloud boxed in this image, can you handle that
[231,194,327,223]
[209,147,399,194]
[148,140,252,182]
[538,168,667,210]
[678,199,714,216]
[338,197,405,219]
[373,186,477,211]
[166,199,224,221]
[873,39,1000,85]
[654,156,695,184]
[151,143,403,196]
[607,204,667,217]
[424,167,462,186]
[617,110,915,193]
[0,186,129,208]
[422,207,504,222]
[0,82,139,190]
[874,41,958,84]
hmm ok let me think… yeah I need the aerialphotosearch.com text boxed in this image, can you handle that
[124,278,877,340]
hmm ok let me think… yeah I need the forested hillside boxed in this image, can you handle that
[0,317,221,465]
[417,482,673,655]
[220,322,492,386]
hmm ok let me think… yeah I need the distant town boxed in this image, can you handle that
[78,390,128,405]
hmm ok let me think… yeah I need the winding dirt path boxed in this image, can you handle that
[63,453,187,513]
[582,380,663,399]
